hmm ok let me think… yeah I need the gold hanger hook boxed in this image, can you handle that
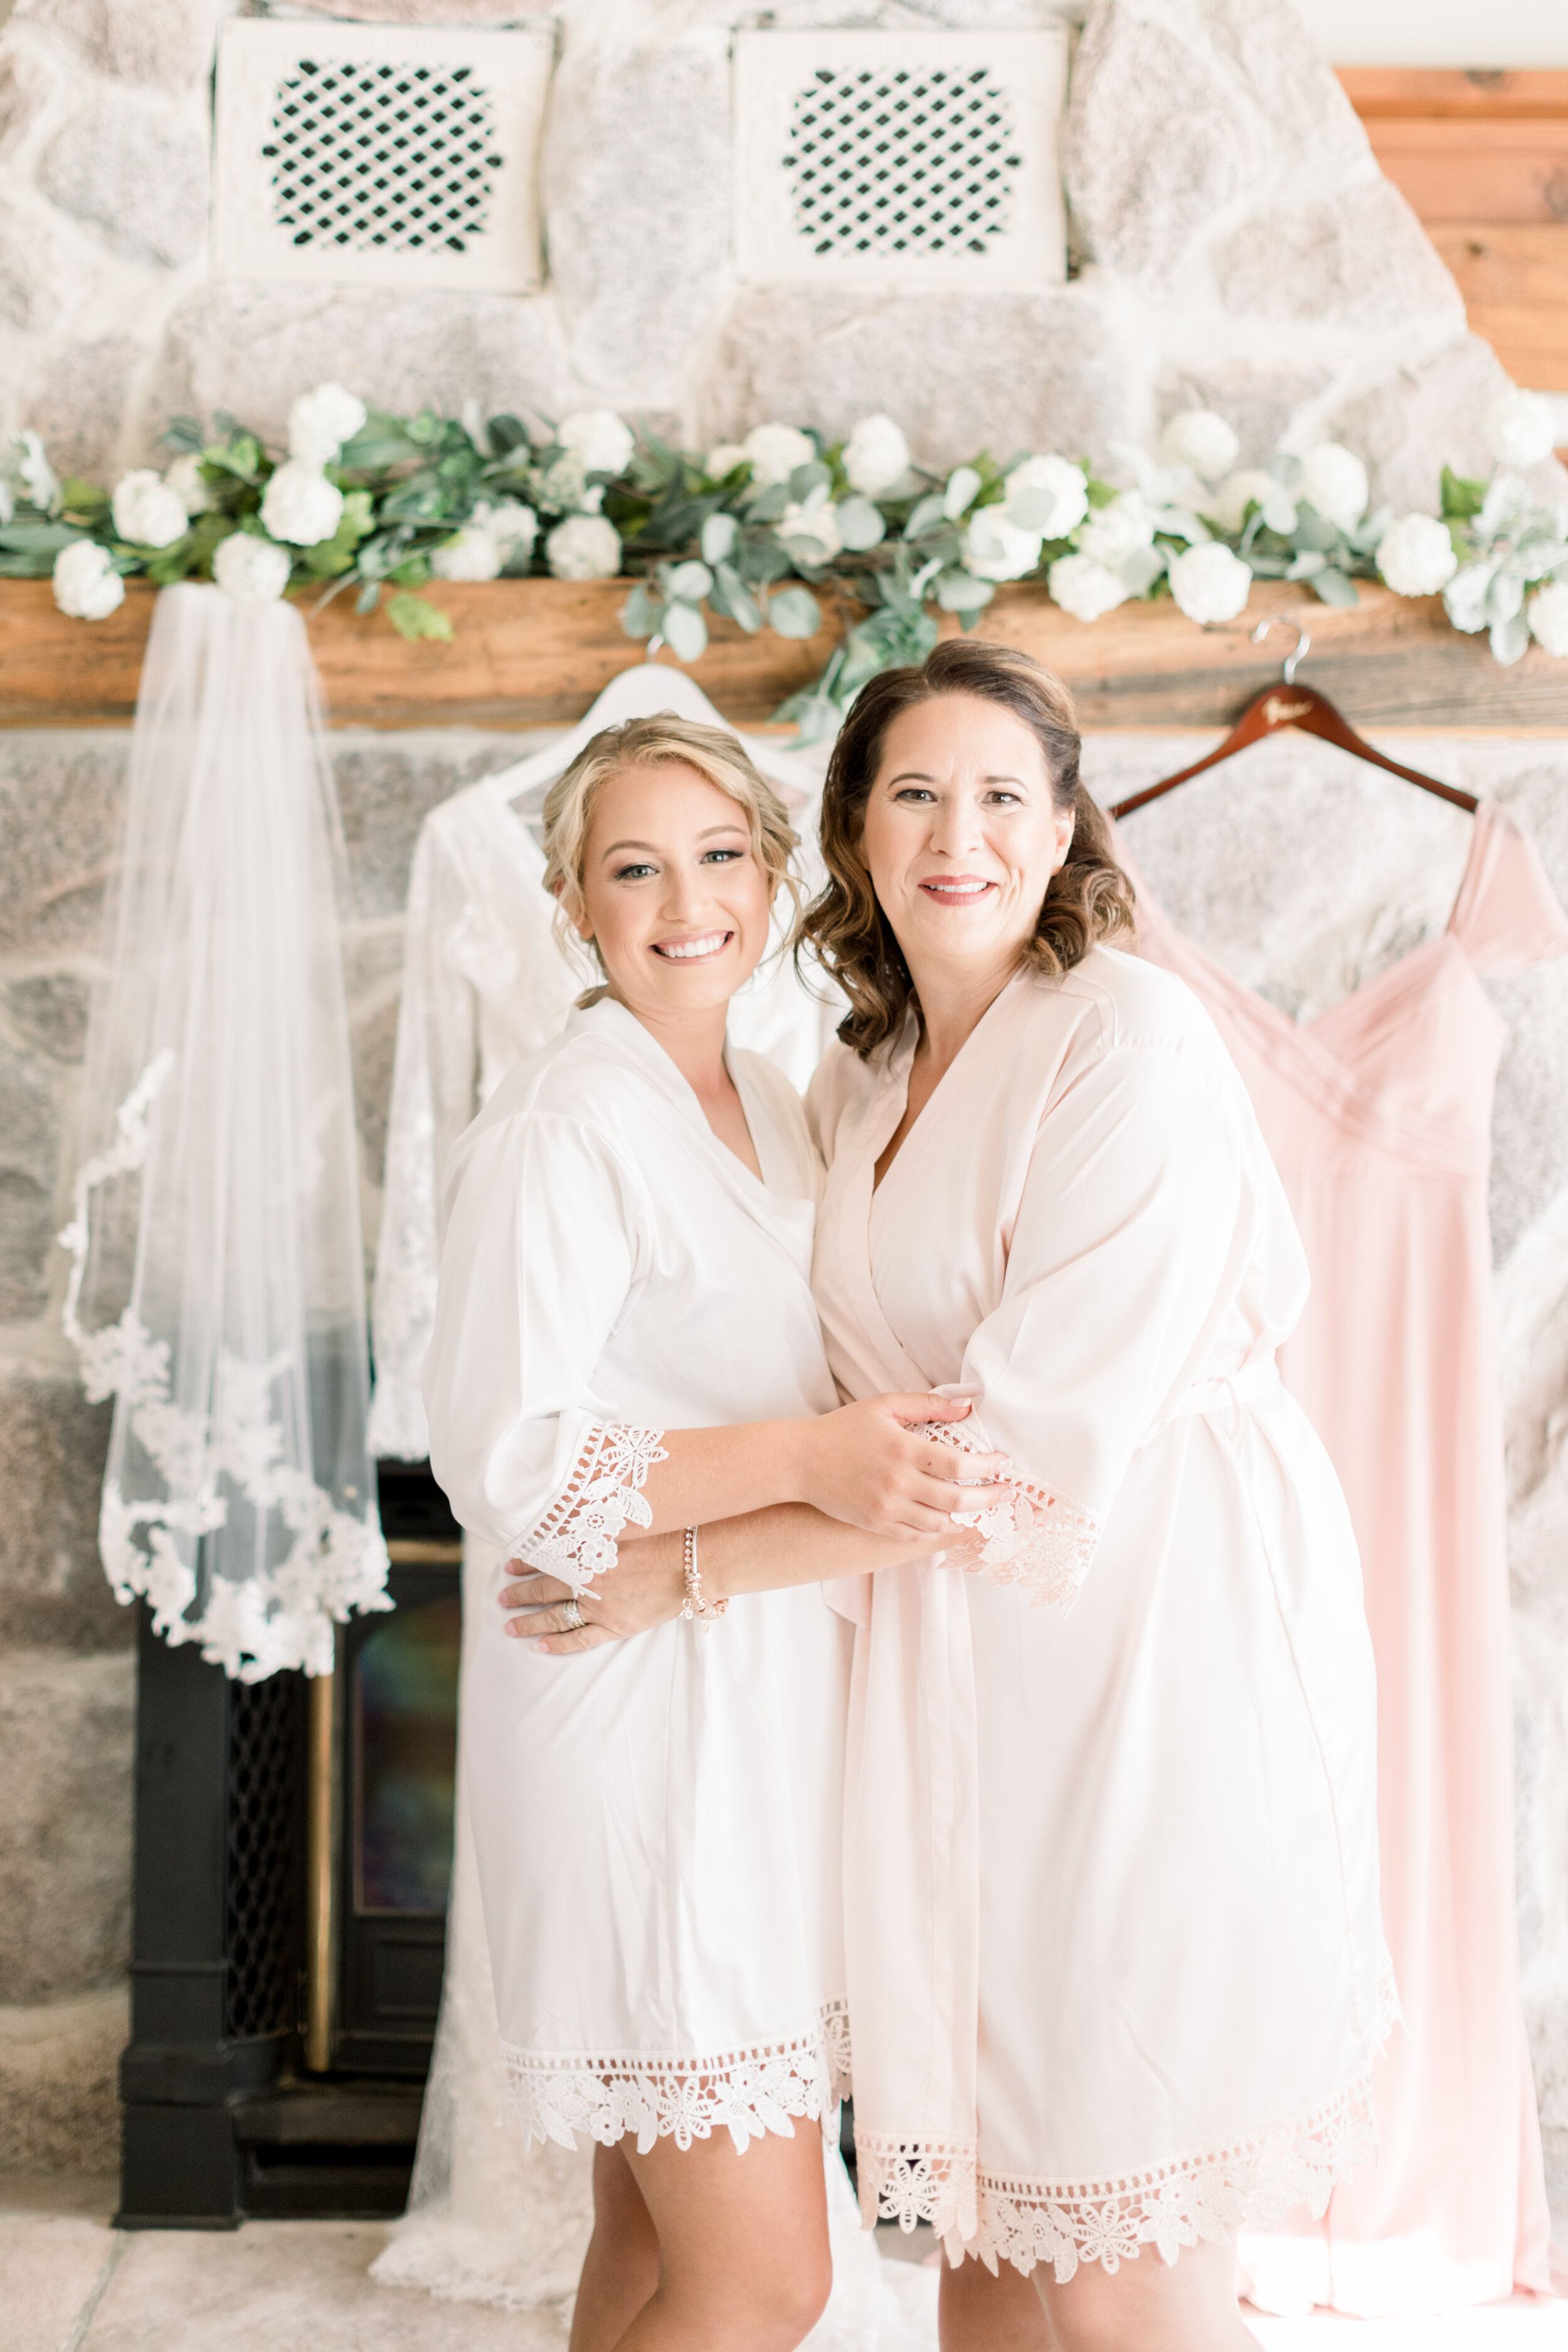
[1251,615,1311,686]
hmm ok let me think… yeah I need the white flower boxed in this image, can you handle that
[1005,453,1089,540]
[287,382,367,467]
[1167,541,1253,625]
[1204,469,1297,536]
[706,442,750,479]
[1376,512,1458,598]
[1527,580,1568,657]
[164,453,213,517]
[1160,410,1239,485]
[965,508,1044,583]
[843,412,909,497]
[52,539,124,621]
[110,468,188,549]
[545,513,622,581]
[1076,493,1154,571]
[213,531,292,605]
[1047,553,1129,623]
[743,423,817,487]
[260,460,344,548]
[558,409,635,477]
[12,429,59,513]
[777,497,841,563]
[469,497,537,564]
[1300,443,1369,532]
[431,527,502,583]
[1484,389,1557,474]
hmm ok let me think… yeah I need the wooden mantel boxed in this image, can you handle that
[2,576,1565,733]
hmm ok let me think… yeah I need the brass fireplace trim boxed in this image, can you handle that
[305,1647,341,2072]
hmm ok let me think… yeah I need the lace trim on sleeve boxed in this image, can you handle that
[918,1421,1100,1611]
[517,1422,669,1594]
[498,1999,851,2156]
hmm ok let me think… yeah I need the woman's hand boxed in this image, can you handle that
[499,1528,686,1655]
[793,1392,1013,1541]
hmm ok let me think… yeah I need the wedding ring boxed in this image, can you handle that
[561,1596,585,1631]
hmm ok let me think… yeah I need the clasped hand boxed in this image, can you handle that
[499,1391,1011,1656]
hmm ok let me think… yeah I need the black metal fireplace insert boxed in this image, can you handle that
[116,1462,462,2227]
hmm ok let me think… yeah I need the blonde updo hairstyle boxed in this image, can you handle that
[542,713,801,1006]
[796,638,1137,1057]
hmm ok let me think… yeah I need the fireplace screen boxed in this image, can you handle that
[354,1593,462,1915]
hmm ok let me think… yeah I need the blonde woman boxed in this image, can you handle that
[421,716,1007,2352]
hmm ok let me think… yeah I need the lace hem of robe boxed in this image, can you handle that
[918,1421,1099,1609]
[517,1422,669,1594]
[498,2000,852,2155]
[857,1961,1399,2279]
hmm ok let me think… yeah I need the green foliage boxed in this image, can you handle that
[1440,467,1488,522]
[386,592,454,643]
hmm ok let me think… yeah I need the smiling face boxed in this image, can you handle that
[858,692,1076,996]
[575,759,776,1022]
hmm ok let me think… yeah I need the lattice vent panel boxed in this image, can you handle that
[735,30,1067,292]
[785,66,1022,259]
[225,1673,304,2043]
[215,21,550,291]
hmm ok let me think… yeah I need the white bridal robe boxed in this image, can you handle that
[808,948,1391,2280]
[423,997,855,2149]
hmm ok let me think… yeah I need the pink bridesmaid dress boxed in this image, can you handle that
[1123,800,1565,2317]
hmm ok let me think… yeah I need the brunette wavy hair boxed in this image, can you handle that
[797,638,1136,1057]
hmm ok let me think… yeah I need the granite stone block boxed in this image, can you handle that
[1212,179,1463,333]
[5,970,92,1062]
[23,336,142,483]
[14,0,221,95]
[543,34,732,403]
[0,1650,134,2003]
[0,1989,125,2175]
[39,97,208,271]
[1331,334,1568,519]
[0,733,127,960]
[701,284,1134,472]
[0,1375,123,1654]
[0,1048,61,1321]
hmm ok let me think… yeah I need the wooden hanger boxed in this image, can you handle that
[1108,618,1479,820]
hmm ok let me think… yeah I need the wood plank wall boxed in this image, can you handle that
[1339,69,1568,394]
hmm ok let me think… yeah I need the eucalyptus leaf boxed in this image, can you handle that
[904,494,948,542]
[701,511,739,566]
[748,484,789,524]
[1266,452,1303,490]
[355,580,383,617]
[936,569,994,612]
[943,465,982,519]
[0,521,85,553]
[161,416,205,453]
[619,581,664,639]
[835,496,886,553]
[1490,613,1530,665]
[1291,508,1340,552]
[714,561,763,633]
[487,414,532,454]
[1440,465,1488,522]
[769,585,823,640]
[665,559,714,603]
[386,592,454,643]
[1308,568,1360,608]
[662,598,709,663]
[787,461,832,503]
[1285,550,1327,579]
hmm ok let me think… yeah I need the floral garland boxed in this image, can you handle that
[1,384,1562,735]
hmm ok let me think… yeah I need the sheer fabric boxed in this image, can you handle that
[61,582,388,1678]
[1126,802,1564,2316]
[808,952,1388,2279]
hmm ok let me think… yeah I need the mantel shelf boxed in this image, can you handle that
[1,576,1564,734]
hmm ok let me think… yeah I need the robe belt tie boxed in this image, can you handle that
[1153,1355,1283,1443]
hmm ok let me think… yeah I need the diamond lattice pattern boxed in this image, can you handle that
[782,65,1023,258]
[263,59,504,254]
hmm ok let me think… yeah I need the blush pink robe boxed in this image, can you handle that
[808,948,1389,2281]
[1126,801,1566,2318]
